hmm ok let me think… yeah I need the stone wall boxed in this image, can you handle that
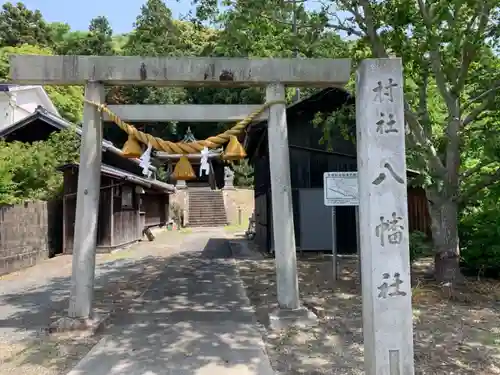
[222,189,254,226]
[169,190,188,226]
[0,201,51,276]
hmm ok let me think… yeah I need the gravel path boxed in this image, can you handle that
[234,240,500,375]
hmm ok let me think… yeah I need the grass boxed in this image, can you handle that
[224,218,249,233]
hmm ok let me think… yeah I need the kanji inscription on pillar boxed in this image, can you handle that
[375,212,405,246]
[377,272,407,299]
[373,78,398,103]
[356,58,414,375]
[375,111,398,134]
[372,162,405,185]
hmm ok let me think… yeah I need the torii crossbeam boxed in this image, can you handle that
[10,55,416,375]
[10,55,351,328]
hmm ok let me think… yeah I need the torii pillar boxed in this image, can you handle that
[9,55,351,328]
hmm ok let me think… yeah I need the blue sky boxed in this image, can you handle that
[3,0,329,34]
[3,0,196,34]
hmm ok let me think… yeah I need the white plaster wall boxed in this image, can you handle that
[0,88,52,131]
[13,89,41,114]
[0,98,14,130]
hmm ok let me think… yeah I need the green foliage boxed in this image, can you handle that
[0,129,80,204]
[460,205,500,277]
[232,160,254,188]
[303,0,500,278]
[0,2,53,47]
[409,231,433,263]
[459,182,500,275]
[51,16,115,56]
[3,0,500,277]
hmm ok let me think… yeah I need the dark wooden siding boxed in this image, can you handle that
[111,185,140,248]
[63,173,114,253]
[62,167,170,253]
[407,187,431,236]
[252,135,430,253]
[142,193,167,227]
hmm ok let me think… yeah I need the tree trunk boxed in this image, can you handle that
[427,198,463,283]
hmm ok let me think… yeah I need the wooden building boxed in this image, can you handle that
[0,106,175,254]
[0,106,158,177]
[58,163,174,253]
[245,88,431,253]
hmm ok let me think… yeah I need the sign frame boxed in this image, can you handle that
[323,171,359,207]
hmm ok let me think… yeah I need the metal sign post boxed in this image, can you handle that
[331,206,338,280]
[323,171,359,282]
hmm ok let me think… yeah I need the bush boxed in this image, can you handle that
[0,128,80,204]
[232,159,254,188]
[460,205,500,277]
[409,231,433,263]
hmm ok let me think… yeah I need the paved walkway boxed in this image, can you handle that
[67,231,274,375]
[0,229,186,344]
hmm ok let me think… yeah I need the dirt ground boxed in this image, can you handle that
[236,250,500,375]
[0,229,189,375]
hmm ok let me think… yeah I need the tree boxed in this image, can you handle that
[233,159,255,188]
[195,0,500,282]
[190,0,352,138]
[125,0,181,56]
[319,0,500,281]
[0,44,84,123]
[0,128,80,204]
[108,0,193,145]
[0,2,53,47]
[50,16,115,56]
[195,0,350,100]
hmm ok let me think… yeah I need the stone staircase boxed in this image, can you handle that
[187,189,228,227]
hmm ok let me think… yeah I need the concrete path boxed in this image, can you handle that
[67,231,275,375]
[0,254,147,343]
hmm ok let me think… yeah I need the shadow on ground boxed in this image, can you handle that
[230,237,500,375]
[1,234,273,375]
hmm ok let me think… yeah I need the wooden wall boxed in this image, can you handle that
[407,187,431,236]
[251,97,431,252]
[142,193,167,227]
[62,167,169,253]
[63,172,116,253]
[111,184,140,248]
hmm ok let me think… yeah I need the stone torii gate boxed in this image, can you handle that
[10,55,414,375]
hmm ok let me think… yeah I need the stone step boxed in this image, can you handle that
[189,207,226,212]
[186,190,227,226]
[189,207,226,214]
[188,217,227,222]
[189,199,225,204]
[188,218,227,222]
[189,216,227,220]
[189,216,227,221]
[189,214,227,218]
[189,205,226,210]
[188,223,227,228]
[188,210,227,214]
[188,213,227,218]
[189,192,223,195]
[189,198,225,203]
[189,207,226,210]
